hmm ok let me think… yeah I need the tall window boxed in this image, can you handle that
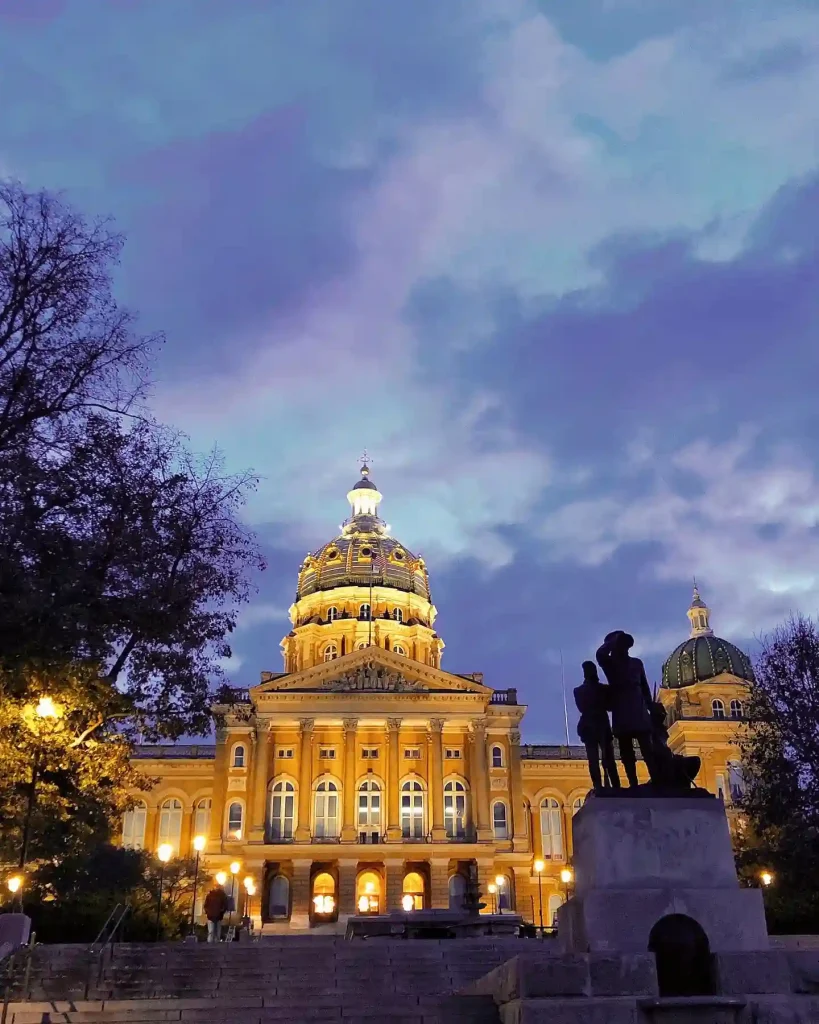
[122,801,147,850]
[444,780,467,838]
[492,745,504,768]
[540,798,564,859]
[359,604,371,620]
[158,798,183,854]
[312,872,336,917]
[193,797,211,840]
[227,802,243,838]
[492,801,508,839]
[323,643,338,662]
[448,873,466,911]
[548,893,563,927]
[232,744,245,768]
[393,644,406,655]
[401,779,425,838]
[314,780,339,838]
[327,606,339,622]
[572,796,584,816]
[392,608,403,623]
[358,779,381,833]
[730,699,743,719]
[712,698,725,720]
[270,780,296,840]
[403,870,425,911]
[269,875,290,919]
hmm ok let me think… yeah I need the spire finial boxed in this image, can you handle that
[687,580,713,637]
[358,450,371,477]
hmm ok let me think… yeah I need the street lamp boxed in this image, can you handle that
[760,871,774,887]
[401,893,414,913]
[487,883,497,915]
[243,876,255,929]
[189,835,206,936]
[18,696,64,871]
[215,871,227,887]
[229,860,240,920]
[155,844,173,940]
[495,875,506,914]
[7,875,22,913]
[560,867,573,904]
[533,860,545,936]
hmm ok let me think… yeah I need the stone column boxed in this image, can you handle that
[386,718,403,841]
[290,859,312,930]
[250,723,271,842]
[385,859,404,911]
[429,718,446,842]
[531,802,544,861]
[208,728,230,845]
[508,728,528,852]
[341,718,359,842]
[471,719,492,841]
[295,719,314,842]
[429,858,449,909]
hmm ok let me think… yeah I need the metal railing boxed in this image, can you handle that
[1,932,36,1019]
[86,903,130,998]
[490,689,518,704]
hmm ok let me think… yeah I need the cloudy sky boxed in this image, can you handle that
[2,0,818,740]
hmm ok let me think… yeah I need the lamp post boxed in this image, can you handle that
[495,875,506,914]
[155,844,173,940]
[533,860,545,936]
[19,696,64,871]
[229,861,240,922]
[560,867,573,904]
[190,835,206,936]
[7,875,22,913]
[760,871,774,888]
[487,883,497,915]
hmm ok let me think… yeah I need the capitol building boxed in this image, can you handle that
[121,464,753,931]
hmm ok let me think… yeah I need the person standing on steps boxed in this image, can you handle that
[204,885,229,942]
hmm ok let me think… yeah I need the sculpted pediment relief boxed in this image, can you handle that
[320,662,424,693]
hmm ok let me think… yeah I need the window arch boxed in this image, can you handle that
[268,875,290,920]
[314,779,339,838]
[491,745,504,768]
[357,642,368,650]
[496,873,513,912]
[122,800,147,850]
[403,871,425,910]
[356,870,382,914]
[270,780,296,841]
[392,608,403,624]
[572,796,584,816]
[401,779,425,838]
[448,873,467,911]
[323,643,338,663]
[359,603,371,621]
[444,779,468,838]
[540,797,564,860]
[327,606,339,622]
[548,893,564,927]
[227,801,244,839]
[232,744,246,768]
[312,871,336,918]
[712,698,725,720]
[730,699,743,719]
[357,778,381,834]
[492,801,508,839]
[193,797,211,841]
[393,644,406,656]
[158,798,183,854]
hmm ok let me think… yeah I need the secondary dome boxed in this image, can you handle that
[295,463,430,601]
[661,585,755,689]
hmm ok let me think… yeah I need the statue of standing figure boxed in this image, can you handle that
[573,661,621,790]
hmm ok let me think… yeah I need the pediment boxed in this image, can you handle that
[252,647,491,697]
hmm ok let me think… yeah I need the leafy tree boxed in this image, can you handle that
[737,614,819,933]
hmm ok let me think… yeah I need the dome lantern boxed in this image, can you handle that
[346,461,383,521]
[687,582,714,638]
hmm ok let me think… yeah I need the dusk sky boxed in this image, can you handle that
[2,0,818,741]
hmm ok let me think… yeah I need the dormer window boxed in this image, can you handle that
[323,643,339,662]
[359,604,371,621]
[392,608,403,624]
[327,606,339,622]
[393,645,406,656]
[712,698,725,720]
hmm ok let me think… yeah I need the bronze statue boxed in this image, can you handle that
[595,630,658,788]
[574,661,620,790]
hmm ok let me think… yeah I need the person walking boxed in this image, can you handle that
[204,885,229,942]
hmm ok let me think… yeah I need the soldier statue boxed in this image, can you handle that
[574,661,621,790]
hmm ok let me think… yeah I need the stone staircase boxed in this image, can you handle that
[5,936,526,1023]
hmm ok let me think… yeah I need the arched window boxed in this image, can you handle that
[193,797,211,841]
[572,796,584,816]
[227,801,244,839]
[401,779,425,839]
[312,872,336,917]
[444,779,468,839]
[548,893,563,928]
[122,800,147,850]
[393,644,406,655]
[712,699,725,720]
[496,874,513,912]
[232,744,245,768]
[403,871,425,911]
[359,604,371,621]
[357,778,381,833]
[314,780,339,838]
[269,875,290,919]
[730,699,743,719]
[270,780,296,841]
[492,801,508,839]
[356,870,382,914]
[392,608,403,624]
[448,873,467,911]
[327,606,339,622]
[158,798,183,854]
[540,798,564,860]
[492,745,504,768]
[323,643,338,662]
[357,642,368,650]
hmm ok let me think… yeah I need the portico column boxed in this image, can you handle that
[429,718,446,842]
[341,718,359,842]
[471,718,492,841]
[250,723,271,841]
[386,718,403,841]
[508,728,528,851]
[295,718,314,842]
[208,728,229,846]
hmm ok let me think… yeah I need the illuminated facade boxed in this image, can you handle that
[122,465,752,932]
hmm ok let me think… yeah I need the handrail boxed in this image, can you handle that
[86,904,130,1000]
[90,902,123,951]
[1,931,36,1018]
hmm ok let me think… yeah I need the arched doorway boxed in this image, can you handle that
[268,874,290,921]
[311,871,337,923]
[403,871,425,910]
[356,870,382,914]
[448,873,467,911]
[648,914,714,997]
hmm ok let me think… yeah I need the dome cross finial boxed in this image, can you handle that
[358,450,372,476]
[687,581,713,638]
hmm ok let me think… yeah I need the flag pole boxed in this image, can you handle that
[560,649,570,748]
[368,559,374,647]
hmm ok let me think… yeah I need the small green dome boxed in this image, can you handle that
[662,634,755,689]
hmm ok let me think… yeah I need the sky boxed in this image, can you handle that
[2,0,818,741]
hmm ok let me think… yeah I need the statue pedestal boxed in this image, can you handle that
[557,796,769,954]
